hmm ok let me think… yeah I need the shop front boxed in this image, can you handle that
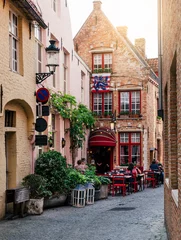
[88,128,116,174]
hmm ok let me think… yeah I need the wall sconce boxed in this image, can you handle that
[36,40,60,84]
[110,110,117,132]
[62,138,66,148]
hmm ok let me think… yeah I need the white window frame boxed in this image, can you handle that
[35,26,42,73]
[9,11,18,72]
[63,52,68,93]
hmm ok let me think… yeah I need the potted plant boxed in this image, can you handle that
[84,166,101,201]
[22,174,51,214]
[65,166,87,205]
[35,151,68,208]
[98,176,111,199]
[119,111,130,118]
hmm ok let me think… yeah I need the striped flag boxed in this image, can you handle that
[91,73,111,92]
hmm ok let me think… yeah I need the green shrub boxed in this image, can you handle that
[35,151,67,195]
[22,174,51,199]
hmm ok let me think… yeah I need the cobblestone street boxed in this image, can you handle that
[0,185,167,240]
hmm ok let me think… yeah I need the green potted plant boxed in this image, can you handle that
[65,166,87,205]
[22,174,51,214]
[84,166,101,201]
[35,151,68,208]
[98,176,111,199]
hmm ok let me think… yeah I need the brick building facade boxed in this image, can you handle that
[161,0,181,239]
[74,1,163,173]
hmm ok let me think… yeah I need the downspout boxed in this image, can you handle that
[158,0,163,117]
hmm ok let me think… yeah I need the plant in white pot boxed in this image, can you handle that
[22,174,51,215]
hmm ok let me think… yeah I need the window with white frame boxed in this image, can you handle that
[52,0,57,12]
[93,92,112,116]
[51,114,56,148]
[63,52,68,93]
[120,132,141,165]
[93,53,112,71]
[81,71,85,103]
[9,11,18,72]
[35,26,42,73]
[120,91,140,114]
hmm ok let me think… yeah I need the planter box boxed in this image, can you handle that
[94,189,101,201]
[44,194,67,209]
[99,185,109,199]
[26,198,44,215]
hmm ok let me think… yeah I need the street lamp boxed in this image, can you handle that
[110,110,117,132]
[36,40,60,84]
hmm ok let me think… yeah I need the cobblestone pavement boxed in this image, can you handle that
[0,185,167,240]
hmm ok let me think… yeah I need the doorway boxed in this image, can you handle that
[91,146,113,174]
[5,132,17,190]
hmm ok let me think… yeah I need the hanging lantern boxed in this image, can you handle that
[72,184,86,208]
[85,183,95,205]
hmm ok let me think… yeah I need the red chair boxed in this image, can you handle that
[130,173,138,193]
[144,170,156,188]
[111,176,126,197]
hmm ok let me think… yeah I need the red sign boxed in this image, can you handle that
[36,88,50,103]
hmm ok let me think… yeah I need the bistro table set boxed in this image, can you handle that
[98,168,161,197]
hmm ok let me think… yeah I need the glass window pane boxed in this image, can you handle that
[131,145,140,165]
[104,54,112,69]
[93,93,102,114]
[94,54,102,69]
[120,133,129,143]
[120,146,129,164]
[104,92,112,113]
[131,91,140,113]
[131,133,140,143]
[120,92,129,112]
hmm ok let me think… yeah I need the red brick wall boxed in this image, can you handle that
[74,2,162,169]
[162,0,181,238]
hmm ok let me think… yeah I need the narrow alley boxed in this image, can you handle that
[0,185,167,240]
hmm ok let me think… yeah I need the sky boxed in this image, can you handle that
[68,0,158,58]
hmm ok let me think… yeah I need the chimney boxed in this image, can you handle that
[135,38,146,57]
[116,26,128,37]
[93,1,102,10]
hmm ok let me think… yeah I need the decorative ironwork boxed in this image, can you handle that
[36,72,53,84]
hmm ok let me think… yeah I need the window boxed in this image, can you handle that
[120,91,140,114]
[51,114,56,148]
[93,92,112,115]
[63,52,68,93]
[5,110,16,127]
[35,26,42,73]
[52,0,57,12]
[9,11,18,72]
[93,53,112,70]
[81,71,85,103]
[120,133,141,165]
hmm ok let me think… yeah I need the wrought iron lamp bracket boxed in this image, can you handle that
[36,72,53,84]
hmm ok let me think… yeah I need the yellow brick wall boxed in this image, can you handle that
[0,0,36,219]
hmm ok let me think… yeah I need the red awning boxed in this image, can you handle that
[89,128,116,147]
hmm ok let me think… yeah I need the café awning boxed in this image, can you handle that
[89,128,116,147]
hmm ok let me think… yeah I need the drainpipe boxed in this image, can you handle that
[158,0,163,118]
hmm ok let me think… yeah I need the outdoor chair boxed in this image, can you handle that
[144,170,156,188]
[111,175,126,197]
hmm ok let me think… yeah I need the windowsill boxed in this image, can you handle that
[172,189,178,207]
[165,178,169,188]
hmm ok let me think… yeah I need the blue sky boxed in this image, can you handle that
[68,0,158,58]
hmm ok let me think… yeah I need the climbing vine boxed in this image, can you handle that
[50,91,95,151]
